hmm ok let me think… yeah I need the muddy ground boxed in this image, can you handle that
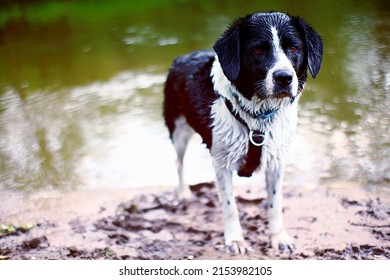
[0,182,389,260]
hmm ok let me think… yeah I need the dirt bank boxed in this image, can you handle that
[0,182,389,260]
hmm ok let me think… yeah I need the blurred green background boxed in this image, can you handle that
[0,0,389,195]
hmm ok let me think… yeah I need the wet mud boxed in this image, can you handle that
[1,183,389,260]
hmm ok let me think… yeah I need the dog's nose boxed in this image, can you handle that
[273,70,293,87]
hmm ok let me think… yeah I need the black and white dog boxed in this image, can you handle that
[163,12,323,254]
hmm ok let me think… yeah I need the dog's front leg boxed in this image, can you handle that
[214,167,251,254]
[265,163,295,253]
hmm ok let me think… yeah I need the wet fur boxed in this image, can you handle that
[163,12,323,254]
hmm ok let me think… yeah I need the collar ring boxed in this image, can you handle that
[249,130,266,146]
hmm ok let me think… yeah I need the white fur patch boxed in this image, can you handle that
[172,116,195,194]
[210,98,248,170]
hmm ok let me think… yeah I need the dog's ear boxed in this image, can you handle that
[292,17,323,78]
[213,17,248,81]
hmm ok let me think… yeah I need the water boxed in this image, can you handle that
[0,0,389,198]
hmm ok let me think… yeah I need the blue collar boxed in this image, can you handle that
[255,108,279,119]
[224,97,279,124]
[227,92,279,120]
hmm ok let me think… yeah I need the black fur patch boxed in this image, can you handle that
[163,50,218,148]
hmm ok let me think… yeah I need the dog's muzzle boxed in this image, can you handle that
[272,70,295,99]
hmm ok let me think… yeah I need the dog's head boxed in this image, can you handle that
[213,12,323,101]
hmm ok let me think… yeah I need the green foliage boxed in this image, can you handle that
[0,0,181,28]
[0,224,35,237]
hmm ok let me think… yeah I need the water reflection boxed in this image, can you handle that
[0,0,389,195]
[0,70,167,190]
[343,13,390,184]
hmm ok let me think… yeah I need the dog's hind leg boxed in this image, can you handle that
[172,116,194,199]
[265,163,295,253]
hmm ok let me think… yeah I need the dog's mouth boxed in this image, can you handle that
[254,90,295,101]
[273,90,294,99]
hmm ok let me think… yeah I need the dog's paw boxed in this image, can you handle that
[271,231,295,254]
[226,240,253,255]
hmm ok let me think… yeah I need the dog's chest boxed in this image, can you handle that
[210,98,297,172]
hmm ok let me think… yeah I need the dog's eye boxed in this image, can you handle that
[290,46,299,53]
[254,48,266,55]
